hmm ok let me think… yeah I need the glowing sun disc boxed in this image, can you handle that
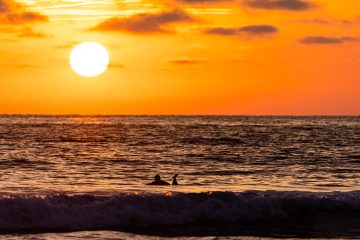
[70,42,109,77]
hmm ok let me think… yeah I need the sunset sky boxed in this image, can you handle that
[0,0,359,115]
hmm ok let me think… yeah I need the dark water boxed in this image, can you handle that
[0,115,359,239]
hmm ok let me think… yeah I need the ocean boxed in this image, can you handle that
[0,115,359,239]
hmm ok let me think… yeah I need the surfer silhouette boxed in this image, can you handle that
[172,174,178,185]
[147,174,170,185]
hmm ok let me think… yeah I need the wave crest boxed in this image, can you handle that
[1,191,360,237]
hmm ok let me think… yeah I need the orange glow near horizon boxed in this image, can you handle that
[0,0,359,115]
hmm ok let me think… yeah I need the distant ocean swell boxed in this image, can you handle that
[0,191,360,237]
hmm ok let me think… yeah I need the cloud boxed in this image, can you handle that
[0,1,10,13]
[92,9,195,34]
[243,0,314,11]
[177,0,232,3]
[239,25,277,35]
[205,27,237,35]
[168,58,209,64]
[17,27,48,38]
[0,1,48,40]
[299,36,359,45]
[5,12,47,24]
[289,18,353,25]
[205,25,277,36]
[0,0,47,24]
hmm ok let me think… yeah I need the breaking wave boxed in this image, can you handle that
[0,191,360,237]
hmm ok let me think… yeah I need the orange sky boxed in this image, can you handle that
[0,0,359,115]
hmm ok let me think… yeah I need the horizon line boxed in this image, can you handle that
[0,114,359,117]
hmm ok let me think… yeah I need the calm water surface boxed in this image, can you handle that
[0,115,359,195]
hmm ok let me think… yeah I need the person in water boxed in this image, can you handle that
[172,174,178,185]
[147,174,179,185]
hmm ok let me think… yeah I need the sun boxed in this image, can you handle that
[70,42,109,77]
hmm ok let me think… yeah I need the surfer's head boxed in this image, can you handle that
[155,174,161,181]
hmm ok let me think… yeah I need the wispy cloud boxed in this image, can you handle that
[91,9,196,34]
[27,0,156,21]
[243,0,314,11]
[205,27,237,35]
[17,26,49,38]
[299,36,359,45]
[0,0,47,24]
[0,0,48,39]
[238,25,277,35]
[168,58,209,64]
[289,18,353,25]
[177,0,232,3]
[205,25,278,36]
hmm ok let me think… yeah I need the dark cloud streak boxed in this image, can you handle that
[177,0,232,3]
[290,18,353,25]
[205,25,278,36]
[243,0,314,11]
[239,25,277,35]
[205,27,237,35]
[169,58,209,64]
[0,0,48,24]
[92,9,195,34]
[299,36,359,44]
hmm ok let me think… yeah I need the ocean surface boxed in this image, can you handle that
[0,115,359,239]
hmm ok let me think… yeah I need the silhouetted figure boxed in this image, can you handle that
[146,174,170,185]
[172,174,179,185]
